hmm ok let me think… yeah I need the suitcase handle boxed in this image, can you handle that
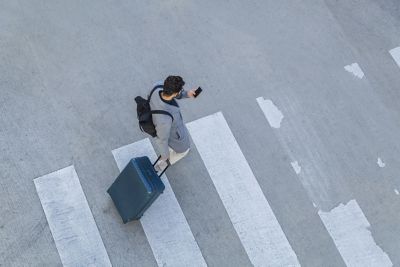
[153,155,170,177]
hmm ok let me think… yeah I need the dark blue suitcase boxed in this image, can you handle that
[107,156,168,223]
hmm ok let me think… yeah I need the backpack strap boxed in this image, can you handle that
[150,110,174,122]
[148,85,163,100]
[147,85,173,122]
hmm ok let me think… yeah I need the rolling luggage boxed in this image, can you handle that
[107,156,169,223]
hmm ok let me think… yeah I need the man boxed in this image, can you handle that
[150,75,197,171]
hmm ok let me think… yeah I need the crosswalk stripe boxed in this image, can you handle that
[389,46,400,68]
[187,112,300,267]
[34,166,112,267]
[318,200,392,267]
[257,95,393,266]
[111,139,207,267]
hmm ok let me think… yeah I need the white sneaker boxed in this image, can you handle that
[168,147,190,165]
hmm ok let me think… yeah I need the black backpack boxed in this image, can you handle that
[135,85,173,137]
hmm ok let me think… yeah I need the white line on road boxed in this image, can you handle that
[344,63,365,79]
[389,46,400,68]
[291,161,302,175]
[377,157,386,168]
[256,97,284,129]
[112,139,206,267]
[318,200,392,267]
[187,112,300,267]
[34,166,112,267]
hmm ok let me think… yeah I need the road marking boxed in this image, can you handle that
[187,112,300,267]
[256,97,284,128]
[318,200,392,267]
[112,139,206,267]
[394,189,399,195]
[389,46,400,68]
[377,157,386,168]
[344,63,365,79]
[291,161,302,174]
[34,166,112,267]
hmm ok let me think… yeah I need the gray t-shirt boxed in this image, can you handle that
[149,81,191,159]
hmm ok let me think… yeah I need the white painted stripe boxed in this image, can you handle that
[344,63,365,79]
[187,112,300,267]
[34,166,111,267]
[291,161,301,175]
[389,46,400,68]
[318,200,392,267]
[256,97,284,128]
[377,157,386,168]
[112,139,206,267]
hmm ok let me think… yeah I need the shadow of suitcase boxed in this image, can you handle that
[107,156,169,223]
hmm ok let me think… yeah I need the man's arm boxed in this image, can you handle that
[176,90,190,99]
[177,88,198,99]
[154,80,196,99]
[154,116,172,160]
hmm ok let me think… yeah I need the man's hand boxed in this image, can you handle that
[187,88,197,98]
[155,158,169,172]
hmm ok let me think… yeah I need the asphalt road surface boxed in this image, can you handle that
[1,1,400,266]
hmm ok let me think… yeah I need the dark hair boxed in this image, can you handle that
[163,76,185,96]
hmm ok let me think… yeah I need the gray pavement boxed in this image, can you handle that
[1,0,400,266]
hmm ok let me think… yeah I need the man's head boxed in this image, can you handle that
[163,76,185,97]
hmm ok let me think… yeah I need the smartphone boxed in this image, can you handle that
[194,87,203,98]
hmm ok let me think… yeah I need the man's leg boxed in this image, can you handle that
[154,147,190,172]
[169,147,190,165]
